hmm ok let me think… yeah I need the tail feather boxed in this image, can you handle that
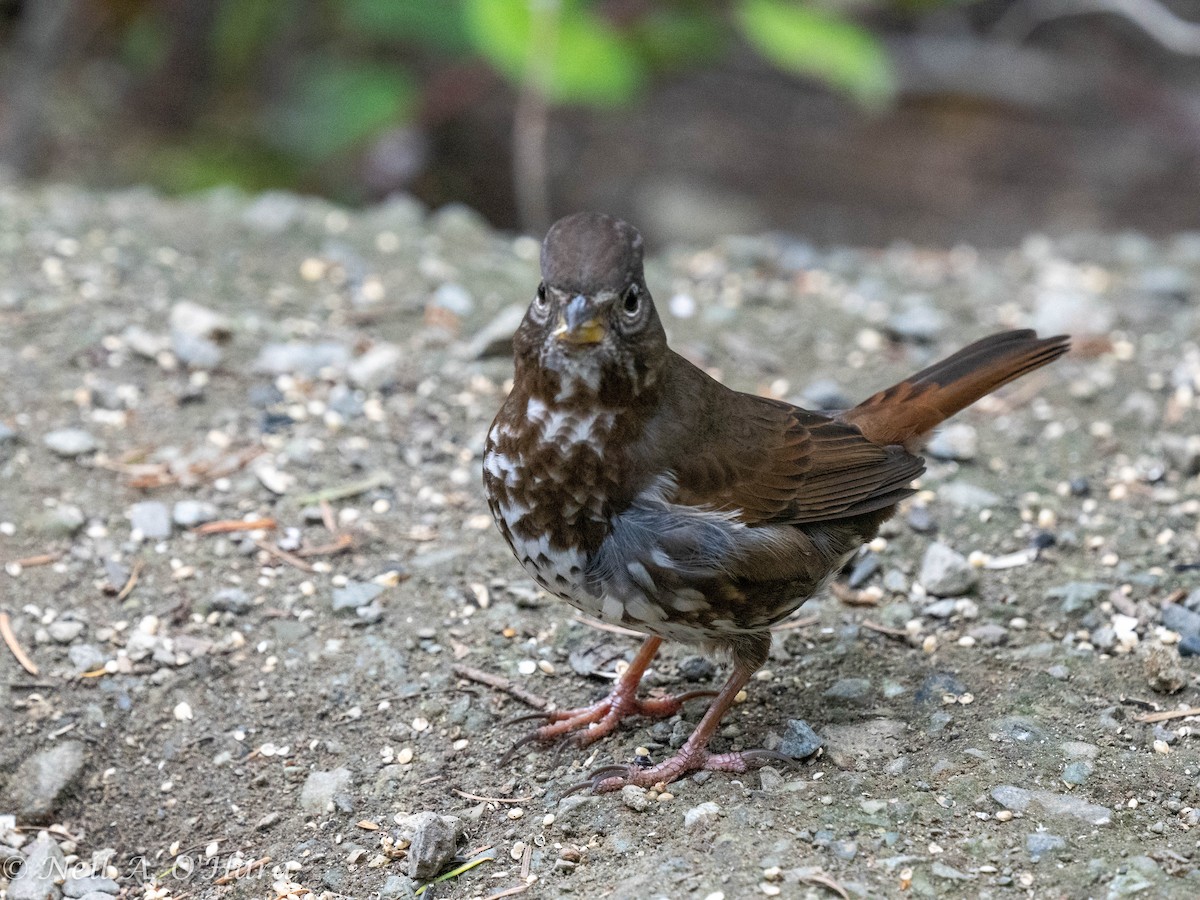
[839,329,1070,448]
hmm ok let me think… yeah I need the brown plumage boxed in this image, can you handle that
[483,212,1069,793]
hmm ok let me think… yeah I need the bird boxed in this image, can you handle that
[483,211,1069,793]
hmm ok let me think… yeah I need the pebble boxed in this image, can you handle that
[172,500,219,527]
[208,587,251,614]
[380,874,407,899]
[62,875,121,898]
[347,342,402,390]
[684,801,721,830]
[299,768,352,814]
[677,655,717,681]
[990,785,1112,825]
[35,504,86,537]
[847,552,880,588]
[1048,581,1110,615]
[1145,644,1186,694]
[622,785,651,811]
[919,542,978,596]
[68,644,105,672]
[1061,760,1093,785]
[916,672,967,703]
[170,300,231,342]
[11,740,87,822]
[332,581,385,613]
[1178,634,1200,657]
[394,812,461,879]
[8,834,67,900]
[0,422,17,444]
[47,620,85,644]
[1026,832,1066,859]
[171,331,222,369]
[1161,603,1200,640]
[886,305,946,342]
[799,378,849,411]
[1046,664,1070,680]
[935,482,999,510]
[778,719,823,758]
[253,342,350,377]
[990,716,1047,746]
[968,623,1008,646]
[823,678,872,704]
[43,428,97,457]
[926,424,977,461]
[129,501,172,539]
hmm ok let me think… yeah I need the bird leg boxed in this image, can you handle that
[502,636,715,761]
[572,658,790,793]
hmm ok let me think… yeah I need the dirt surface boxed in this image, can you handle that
[1,183,1199,899]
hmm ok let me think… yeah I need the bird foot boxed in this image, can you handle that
[500,687,714,764]
[567,748,792,794]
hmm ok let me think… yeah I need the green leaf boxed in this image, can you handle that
[464,0,643,106]
[266,58,416,161]
[214,0,283,81]
[338,0,471,51]
[735,0,893,108]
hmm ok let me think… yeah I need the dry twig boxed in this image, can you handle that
[452,789,534,805]
[116,559,144,602]
[10,552,60,568]
[862,620,909,640]
[0,611,38,675]
[452,664,550,710]
[1135,707,1200,724]
[214,856,271,885]
[193,518,277,535]
[253,540,315,572]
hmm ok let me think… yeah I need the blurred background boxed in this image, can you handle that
[3,0,1200,246]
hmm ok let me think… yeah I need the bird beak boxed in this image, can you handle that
[554,294,606,345]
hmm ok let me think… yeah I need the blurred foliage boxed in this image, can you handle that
[18,0,899,199]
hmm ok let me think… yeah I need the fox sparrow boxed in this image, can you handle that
[484,212,1069,793]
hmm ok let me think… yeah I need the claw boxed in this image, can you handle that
[498,728,551,766]
[560,764,635,797]
[500,710,554,729]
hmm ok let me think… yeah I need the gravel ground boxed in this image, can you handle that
[1,182,1199,899]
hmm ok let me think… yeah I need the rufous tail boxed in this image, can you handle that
[839,329,1070,448]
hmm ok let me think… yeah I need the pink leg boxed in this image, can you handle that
[501,637,714,762]
[574,663,790,793]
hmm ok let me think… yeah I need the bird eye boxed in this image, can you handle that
[622,284,641,316]
[535,282,548,307]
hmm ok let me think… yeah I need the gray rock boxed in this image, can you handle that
[779,719,823,758]
[677,655,716,681]
[47,620,84,644]
[170,300,231,342]
[467,305,526,359]
[208,587,251,614]
[129,501,172,539]
[299,768,352,814]
[172,500,219,528]
[1179,634,1200,657]
[1026,832,1066,859]
[347,343,402,390]
[621,785,650,811]
[67,893,118,900]
[927,424,978,461]
[1145,643,1186,694]
[332,581,385,613]
[919,542,978,597]
[171,331,222,369]
[1161,603,1200,640]
[43,428,97,457]
[552,794,599,835]
[1161,433,1200,476]
[430,282,474,316]
[394,812,461,880]
[1091,625,1117,651]
[847,552,880,588]
[1048,581,1110,615]
[0,421,18,444]
[916,672,966,703]
[253,342,350,377]
[683,801,721,830]
[823,678,872,704]
[11,741,87,822]
[1047,664,1070,680]
[831,840,858,861]
[882,569,908,594]
[799,378,849,411]
[991,785,1111,825]
[968,623,1008,646]
[380,874,408,899]
[8,834,67,900]
[990,716,1048,746]
[1062,760,1093,785]
[924,599,958,619]
[63,875,121,898]
[68,644,105,672]
[35,504,86,537]
[936,482,999,510]
[931,861,974,881]
[121,325,169,359]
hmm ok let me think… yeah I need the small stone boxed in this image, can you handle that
[887,305,946,343]
[170,300,231,342]
[677,655,717,681]
[253,342,350,377]
[621,785,651,811]
[8,834,67,900]
[172,500,219,528]
[129,501,172,539]
[1026,832,1066,859]
[916,672,967,704]
[882,569,908,594]
[1161,603,1200,640]
[758,766,786,793]
[299,768,352,813]
[968,623,1008,647]
[43,428,97,457]
[68,644,105,672]
[347,343,403,390]
[684,801,721,830]
[927,424,977,462]
[1046,664,1070,680]
[990,716,1047,746]
[35,504,86,537]
[11,740,87,822]
[1048,582,1110,615]
[847,552,880,588]
[47,620,84,644]
[919,543,978,597]
[430,282,474,316]
[208,587,251,614]
[1061,760,1093,785]
[1178,634,1200,657]
[906,505,936,532]
[779,719,823,758]
[171,332,222,369]
[394,812,462,880]
[990,785,1111,825]
[830,840,858,861]
[332,581,385,613]
[63,875,121,898]
[799,378,849,411]
[935,482,1000,510]
[1145,644,1186,694]
[822,678,872,704]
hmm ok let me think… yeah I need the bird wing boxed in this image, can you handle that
[670,394,924,526]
